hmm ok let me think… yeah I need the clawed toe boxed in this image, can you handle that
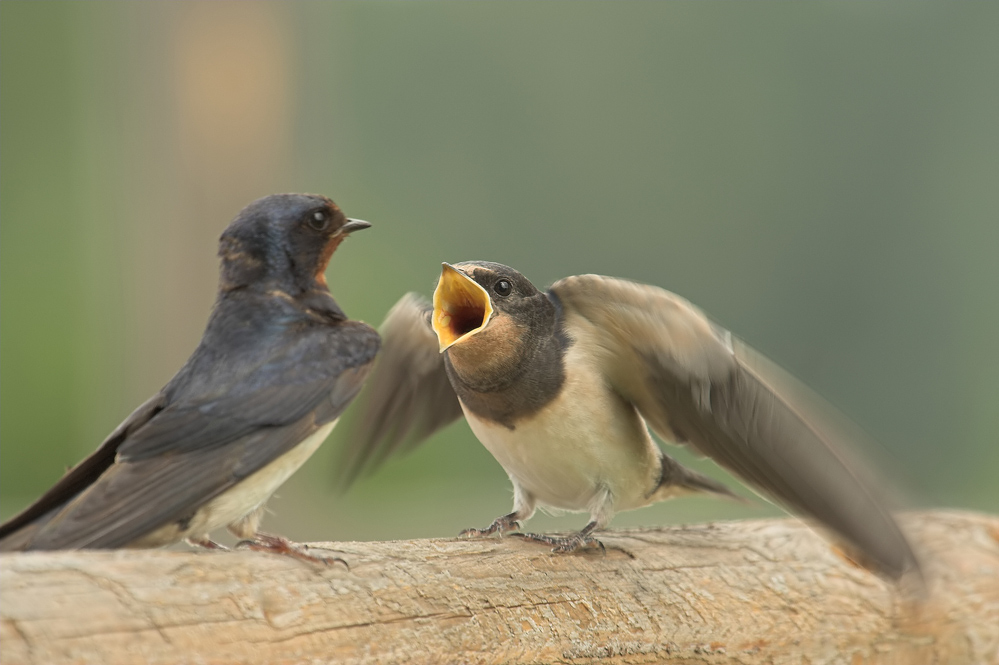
[510,528,605,554]
[458,516,521,539]
[236,533,348,568]
[459,515,604,553]
[552,535,605,554]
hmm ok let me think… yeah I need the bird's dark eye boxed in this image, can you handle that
[308,209,330,231]
[494,279,513,297]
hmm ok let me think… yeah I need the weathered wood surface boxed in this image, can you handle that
[1,510,997,665]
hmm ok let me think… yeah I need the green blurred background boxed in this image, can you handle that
[2,2,997,544]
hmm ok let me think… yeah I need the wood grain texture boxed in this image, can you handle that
[2,511,997,665]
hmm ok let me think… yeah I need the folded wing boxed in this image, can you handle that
[0,321,378,551]
[551,274,918,579]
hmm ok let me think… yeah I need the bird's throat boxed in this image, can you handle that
[314,236,345,288]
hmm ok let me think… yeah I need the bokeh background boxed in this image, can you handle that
[2,2,997,544]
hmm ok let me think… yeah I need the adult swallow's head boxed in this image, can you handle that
[218,193,371,293]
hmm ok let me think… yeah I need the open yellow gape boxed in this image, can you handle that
[432,263,494,352]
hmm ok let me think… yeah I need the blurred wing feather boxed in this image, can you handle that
[337,294,463,485]
[551,274,918,578]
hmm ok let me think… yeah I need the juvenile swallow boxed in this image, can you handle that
[0,194,379,560]
[342,261,919,579]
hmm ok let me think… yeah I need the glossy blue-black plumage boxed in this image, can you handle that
[0,194,378,550]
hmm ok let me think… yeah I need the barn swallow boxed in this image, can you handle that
[0,194,379,562]
[342,261,919,579]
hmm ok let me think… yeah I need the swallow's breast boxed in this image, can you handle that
[462,336,661,513]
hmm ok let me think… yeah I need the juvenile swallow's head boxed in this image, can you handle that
[218,193,371,293]
[433,261,553,384]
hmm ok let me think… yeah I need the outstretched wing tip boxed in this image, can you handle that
[556,273,920,580]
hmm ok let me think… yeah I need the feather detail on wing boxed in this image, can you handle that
[0,393,167,549]
[22,417,321,550]
[337,293,463,486]
[0,320,378,551]
[551,274,919,579]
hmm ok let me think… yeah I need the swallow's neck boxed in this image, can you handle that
[218,233,333,294]
[219,273,344,326]
[444,294,571,428]
[295,288,346,321]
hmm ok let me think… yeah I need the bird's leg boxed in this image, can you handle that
[459,483,536,538]
[229,508,344,567]
[236,531,347,568]
[511,520,604,554]
[512,486,612,553]
[186,536,229,550]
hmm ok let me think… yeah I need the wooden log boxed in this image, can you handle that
[1,510,997,665]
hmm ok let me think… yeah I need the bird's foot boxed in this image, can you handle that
[187,537,229,551]
[510,521,604,554]
[458,513,521,538]
[510,531,605,553]
[236,532,347,568]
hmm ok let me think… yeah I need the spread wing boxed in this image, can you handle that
[336,294,463,485]
[0,320,379,551]
[551,274,919,579]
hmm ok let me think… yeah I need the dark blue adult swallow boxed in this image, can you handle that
[0,194,378,562]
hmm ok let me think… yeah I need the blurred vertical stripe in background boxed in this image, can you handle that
[2,2,997,542]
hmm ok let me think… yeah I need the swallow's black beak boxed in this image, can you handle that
[340,218,372,234]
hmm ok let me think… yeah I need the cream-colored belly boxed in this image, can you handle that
[133,419,336,546]
[462,347,660,514]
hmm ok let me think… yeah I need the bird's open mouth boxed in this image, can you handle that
[432,263,493,352]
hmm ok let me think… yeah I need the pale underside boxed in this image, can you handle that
[462,332,686,528]
[131,419,337,547]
